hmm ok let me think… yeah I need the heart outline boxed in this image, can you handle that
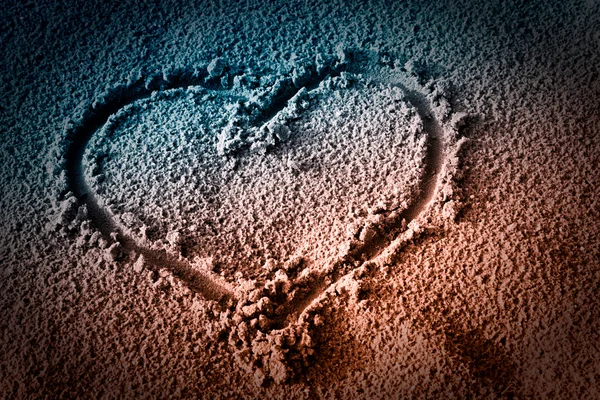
[62,51,453,336]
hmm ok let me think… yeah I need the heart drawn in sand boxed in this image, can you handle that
[63,53,454,382]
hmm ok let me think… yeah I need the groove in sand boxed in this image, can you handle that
[272,73,446,327]
[64,63,446,327]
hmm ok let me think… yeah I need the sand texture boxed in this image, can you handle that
[1,0,599,398]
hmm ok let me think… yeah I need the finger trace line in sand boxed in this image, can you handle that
[64,65,344,304]
[65,74,233,302]
[64,59,447,332]
[271,72,446,328]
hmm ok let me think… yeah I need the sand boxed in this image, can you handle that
[1,0,599,398]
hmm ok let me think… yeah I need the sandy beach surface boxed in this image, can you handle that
[1,0,599,398]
